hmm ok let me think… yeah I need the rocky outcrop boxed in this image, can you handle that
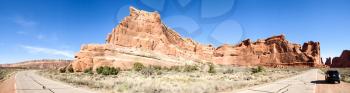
[326,50,350,67]
[72,7,214,72]
[212,35,322,67]
[71,6,323,72]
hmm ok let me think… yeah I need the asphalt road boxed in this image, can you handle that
[15,70,95,93]
[238,69,319,93]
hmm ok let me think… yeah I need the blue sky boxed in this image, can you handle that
[0,0,350,64]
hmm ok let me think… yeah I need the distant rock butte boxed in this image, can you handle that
[71,7,323,72]
[325,50,350,67]
[0,59,72,69]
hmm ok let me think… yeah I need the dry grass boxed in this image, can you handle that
[0,67,18,82]
[38,66,308,93]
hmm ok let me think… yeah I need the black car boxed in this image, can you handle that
[325,70,341,84]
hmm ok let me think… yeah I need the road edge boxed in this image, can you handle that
[232,69,315,93]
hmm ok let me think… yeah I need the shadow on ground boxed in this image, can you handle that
[311,80,335,84]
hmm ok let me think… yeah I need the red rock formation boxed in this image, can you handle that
[71,6,323,72]
[326,50,350,67]
[325,57,332,66]
[213,35,322,67]
[72,7,214,72]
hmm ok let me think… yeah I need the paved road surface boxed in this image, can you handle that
[315,70,350,93]
[15,70,95,93]
[238,69,318,93]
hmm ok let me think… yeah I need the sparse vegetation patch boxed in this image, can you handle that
[84,67,93,75]
[38,66,308,93]
[251,66,265,74]
[96,66,120,75]
[0,68,18,81]
[208,63,216,73]
[133,62,145,72]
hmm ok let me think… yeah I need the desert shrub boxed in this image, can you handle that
[84,68,93,74]
[208,63,216,73]
[133,62,145,72]
[96,66,120,75]
[68,67,74,73]
[59,68,66,73]
[152,65,162,70]
[252,66,265,74]
[169,66,181,72]
[141,67,155,76]
[96,67,103,74]
[0,70,4,80]
[223,69,235,74]
[183,65,198,72]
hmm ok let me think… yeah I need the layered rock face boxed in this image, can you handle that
[213,35,322,67]
[326,50,350,67]
[71,7,322,72]
[72,7,214,71]
[105,7,214,61]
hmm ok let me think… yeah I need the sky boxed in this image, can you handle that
[0,0,350,64]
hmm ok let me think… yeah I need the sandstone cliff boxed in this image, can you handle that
[71,6,323,72]
[213,35,322,67]
[325,50,350,67]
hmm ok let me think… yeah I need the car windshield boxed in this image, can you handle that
[327,71,339,75]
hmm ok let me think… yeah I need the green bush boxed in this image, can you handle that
[252,66,265,74]
[84,68,93,74]
[96,66,120,75]
[183,65,198,72]
[96,67,103,74]
[208,63,216,73]
[133,62,145,72]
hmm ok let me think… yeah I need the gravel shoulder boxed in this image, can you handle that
[0,74,15,93]
[0,67,18,93]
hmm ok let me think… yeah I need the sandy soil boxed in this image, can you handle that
[315,71,350,93]
[0,75,15,93]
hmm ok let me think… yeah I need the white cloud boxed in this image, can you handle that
[36,34,45,40]
[16,31,27,35]
[21,45,74,58]
[13,16,37,27]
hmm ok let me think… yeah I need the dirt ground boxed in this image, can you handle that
[315,71,350,93]
[0,75,15,93]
